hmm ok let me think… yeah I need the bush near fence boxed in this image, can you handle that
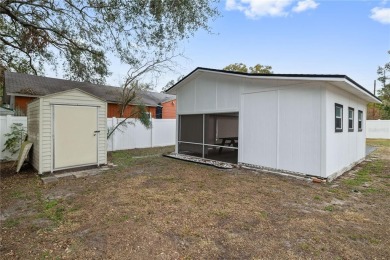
[0,115,176,160]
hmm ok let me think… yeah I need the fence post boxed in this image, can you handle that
[151,118,153,148]
[111,117,116,151]
[6,114,12,131]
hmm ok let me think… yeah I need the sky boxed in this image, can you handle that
[106,0,390,93]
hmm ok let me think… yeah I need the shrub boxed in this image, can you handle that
[2,123,27,155]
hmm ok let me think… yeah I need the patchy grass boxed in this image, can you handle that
[4,218,20,228]
[367,138,390,147]
[1,141,389,259]
[324,205,334,212]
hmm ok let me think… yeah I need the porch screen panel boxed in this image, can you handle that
[178,143,203,157]
[205,114,217,145]
[179,115,203,143]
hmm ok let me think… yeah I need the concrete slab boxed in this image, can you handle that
[73,171,90,178]
[54,172,75,179]
[366,146,376,156]
[41,176,58,184]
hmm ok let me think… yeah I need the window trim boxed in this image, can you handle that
[335,103,343,132]
[348,107,354,132]
[358,110,363,132]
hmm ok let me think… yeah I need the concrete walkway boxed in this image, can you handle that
[41,165,113,184]
[366,145,376,156]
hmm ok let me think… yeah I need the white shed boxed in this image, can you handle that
[27,89,107,174]
[166,68,381,180]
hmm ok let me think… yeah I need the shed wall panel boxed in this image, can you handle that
[215,77,240,111]
[278,87,321,175]
[325,84,367,177]
[27,100,40,172]
[177,81,196,114]
[176,74,240,115]
[195,75,217,111]
[240,91,278,168]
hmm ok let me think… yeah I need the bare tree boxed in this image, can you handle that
[107,55,177,139]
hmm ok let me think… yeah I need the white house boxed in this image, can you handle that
[166,68,381,180]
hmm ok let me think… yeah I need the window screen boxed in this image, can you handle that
[335,104,343,132]
[348,107,354,132]
[358,110,363,131]
[179,115,203,143]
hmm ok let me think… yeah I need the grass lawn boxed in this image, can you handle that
[1,140,389,259]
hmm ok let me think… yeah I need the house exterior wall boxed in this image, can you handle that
[162,100,176,119]
[36,90,107,174]
[13,96,174,119]
[107,103,162,118]
[27,99,41,172]
[325,84,367,178]
[15,96,36,114]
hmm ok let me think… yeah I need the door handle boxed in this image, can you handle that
[94,130,100,136]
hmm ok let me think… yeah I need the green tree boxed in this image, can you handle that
[223,63,273,74]
[368,50,390,119]
[162,75,185,92]
[223,63,249,73]
[0,0,219,84]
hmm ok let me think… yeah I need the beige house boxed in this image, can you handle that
[27,89,107,174]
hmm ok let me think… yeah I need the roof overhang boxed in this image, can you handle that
[166,67,381,104]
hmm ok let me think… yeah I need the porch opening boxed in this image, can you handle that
[178,112,238,164]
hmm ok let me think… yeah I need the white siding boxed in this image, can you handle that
[278,86,322,175]
[240,86,322,176]
[240,91,278,168]
[27,100,40,172]
[176,73,241,114]
[28,89,107,174]
[325,84,367,177]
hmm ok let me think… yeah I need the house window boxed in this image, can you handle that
[348,107,354,132]
[358,110,363,131]
[335,103,343,132]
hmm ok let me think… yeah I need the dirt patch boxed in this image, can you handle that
[1,142,389,259]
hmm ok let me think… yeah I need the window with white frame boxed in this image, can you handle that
[358,110,363,131]
[335,103,343,132]
[348,107,354,132]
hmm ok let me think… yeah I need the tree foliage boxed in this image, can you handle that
[223,63,273,74]
[0,0,219,84]
[162,75,184,92]
[2,123,26,155]
[368,50,390,120]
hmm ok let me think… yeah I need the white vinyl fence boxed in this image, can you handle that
[366,120,390,139]
[1,115,176,160]
[0,115,27,160]
[107,118,176,151]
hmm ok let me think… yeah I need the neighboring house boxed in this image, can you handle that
[166,67,382,180]
[2,71,176,119]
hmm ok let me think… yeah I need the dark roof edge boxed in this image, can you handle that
[165,67,381,103]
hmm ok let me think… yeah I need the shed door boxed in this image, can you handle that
[54,105,98,169]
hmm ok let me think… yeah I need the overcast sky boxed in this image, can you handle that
[106,0,390,93]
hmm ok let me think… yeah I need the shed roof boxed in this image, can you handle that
[5,71,176,106]
[166,67,381,104]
